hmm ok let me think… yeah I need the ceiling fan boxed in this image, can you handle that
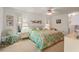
[46,8,56,15]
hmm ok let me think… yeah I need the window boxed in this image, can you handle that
[18,17,29,32]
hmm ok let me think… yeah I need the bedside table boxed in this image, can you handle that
[20,32,29,39]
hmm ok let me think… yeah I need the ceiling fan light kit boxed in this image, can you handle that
[46,9,55,15]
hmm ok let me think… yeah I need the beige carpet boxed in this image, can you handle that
[0,39,64,52]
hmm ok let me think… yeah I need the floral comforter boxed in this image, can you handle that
[29,30,64,50]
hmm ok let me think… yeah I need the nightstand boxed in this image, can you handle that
[20,32,29,39]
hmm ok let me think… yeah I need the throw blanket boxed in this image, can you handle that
[29,30,64,50]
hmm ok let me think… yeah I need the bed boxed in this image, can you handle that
[29,29,64,51]
[1,28,20,45]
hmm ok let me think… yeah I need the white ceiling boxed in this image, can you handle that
[12,7,49,14]
[11,7,79,15]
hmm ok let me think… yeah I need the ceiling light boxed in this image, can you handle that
[46,12,52,15]
[46,9,55,15]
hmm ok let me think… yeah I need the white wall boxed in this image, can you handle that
[51,14,69,34]
[0,8,4,42]
[3,8,22,32]
[69,13,79,32]
[21,13,51,29]
[70,14,79,25]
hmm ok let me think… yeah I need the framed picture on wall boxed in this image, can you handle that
[56,19,61,24]
[6,15,14,26]
[31,20,42,24]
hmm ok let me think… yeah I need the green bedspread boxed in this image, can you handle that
[1,33,19,45]
[29,30,64,50]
